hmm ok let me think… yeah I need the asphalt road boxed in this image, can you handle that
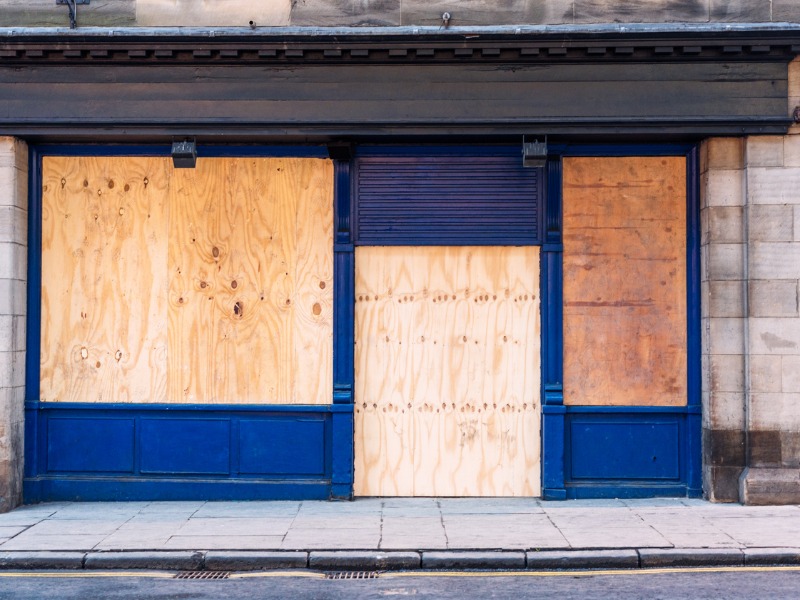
[0,567,799,599]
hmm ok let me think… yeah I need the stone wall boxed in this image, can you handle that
[0,0,799,28]
[0,138,26,513]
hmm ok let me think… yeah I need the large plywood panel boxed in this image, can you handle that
[167,158,333,404]
[562,156,687,407]
[40,156,171,404]
[354,246,540,497]
[41,156,333,405]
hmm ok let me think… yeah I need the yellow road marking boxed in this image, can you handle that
[0,566,797,580]
[381,566,800,578]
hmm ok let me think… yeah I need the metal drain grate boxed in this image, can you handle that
[174,571,231,580]
[325,571,380,580]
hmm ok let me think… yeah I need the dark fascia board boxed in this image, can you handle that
[1,24,800,64]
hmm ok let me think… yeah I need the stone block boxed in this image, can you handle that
[137,0,290,27]
[704,427,746,468]
[0,208,26,246]
[421,551,525,569]
[748,167,800,205]
[708,280,745,318]
[789,60,800,102]
[784,135,800,168]
[699,141,709,175]
[750,354,783,393]
[704,169,744,207]
[205,551,308,571]
[0,352,24,389]
[710,353,745,393]
[0,279,26,317]
[309,551,421,570]
[292,0,399,26]
[782,432,800,468]
[781,355,800,393]
[707,243,744,281]
[750,243,800,279]
[749,204,793,243]
[573,0,707,23]
[749,318,800,355]
[400,0,573,26]
[707,207,743,243]
[749,430,783,467]
[706,393,746,433]
[706,138,744,170]
[749,280,799,317]
[710,0,770,22]
[746,136,785,168]
[526,549,638,570]
[84,551,204,570]
[750,393,800,430]
[795,207,800,242]
[703,464,744,503]
[740,467,800,505]
[0,243,26,282]
[707,317,745,356]
[773,0,800,23]
[638,549,743,568]
[0,0,134,26]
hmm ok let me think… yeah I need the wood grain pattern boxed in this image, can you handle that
[40,156,171,404]
[40,156,333,405]
[562,156,688,407]
[354,246,540,497]
[167,158,333,405]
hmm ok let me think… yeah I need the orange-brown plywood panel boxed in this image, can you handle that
[562,156,687,406]
[40,156,171,403]
[354,246,540,497]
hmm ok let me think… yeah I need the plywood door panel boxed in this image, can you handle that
[167,157,333,405]
[41,156,333,405]
[562,156,687,407]
[40,156,171,404]
[354,246,541,497]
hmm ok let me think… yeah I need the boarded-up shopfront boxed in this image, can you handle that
[6,27,794,502]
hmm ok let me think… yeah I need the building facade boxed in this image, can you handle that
[1,1,800,507]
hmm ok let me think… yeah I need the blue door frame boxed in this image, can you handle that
[24,142,701,502]
[541,143,702,499]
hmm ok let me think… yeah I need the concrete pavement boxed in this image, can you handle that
[0,498,797,570]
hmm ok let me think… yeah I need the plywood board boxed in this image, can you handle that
[354,246,541,497]
[562,156,687,407]
[167,158,333,404]
[40,156,171,404]
[40,156,333,405]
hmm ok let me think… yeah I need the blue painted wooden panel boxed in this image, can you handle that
[354,150,542,245]
[47,417,135,473]
[238,419,325,476]
[139,418,231,475]
[25,403,345,502]
[569,418,681,481]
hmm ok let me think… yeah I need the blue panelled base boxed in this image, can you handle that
[545,406,702,499]
[24,402,350,502]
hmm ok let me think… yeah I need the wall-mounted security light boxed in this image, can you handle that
[171,139,197,169]
[522,136,548,168]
